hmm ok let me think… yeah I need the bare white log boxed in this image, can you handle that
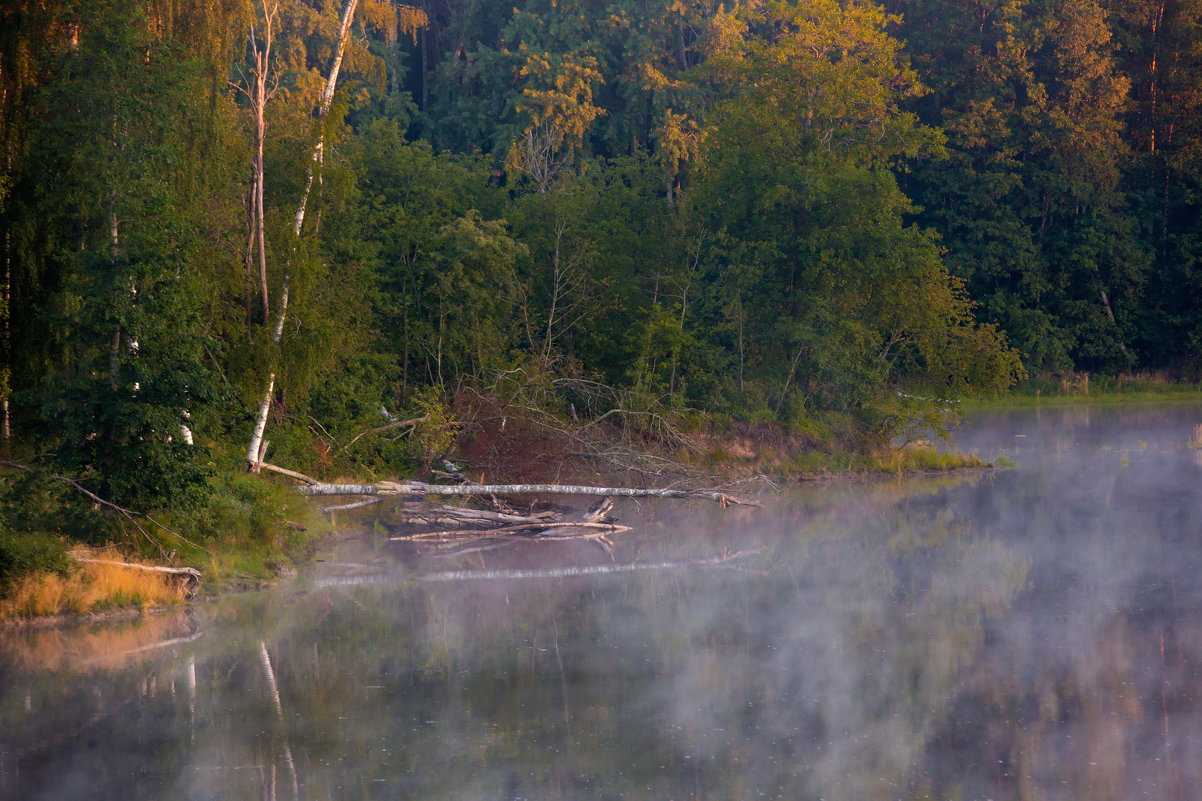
[296,480,760,507]
[299,483,381,496]
[258,461,319,484]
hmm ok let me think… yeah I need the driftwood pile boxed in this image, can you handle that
[261,461,760,547]
[390,496,627,546]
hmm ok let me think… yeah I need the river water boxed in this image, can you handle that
[2,403,1202,800]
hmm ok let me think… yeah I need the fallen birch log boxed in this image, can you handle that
[71,557,202,598]
[259,462,320,485]
[297,480,760,507]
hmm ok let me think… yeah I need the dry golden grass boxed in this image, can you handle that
[0,555,188,621]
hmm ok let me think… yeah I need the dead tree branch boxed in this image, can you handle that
[259,462,320,484]
[341,417,423,452]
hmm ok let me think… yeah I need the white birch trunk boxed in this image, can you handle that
[246,373,274,471]
[245,0,360,469]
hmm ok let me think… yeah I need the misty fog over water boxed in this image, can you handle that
[3,403,1202,800]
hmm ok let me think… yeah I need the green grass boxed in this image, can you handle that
[963,371,1202,410]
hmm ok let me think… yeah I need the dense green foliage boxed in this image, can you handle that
[0,0,1197,531]
[0,528,69,596]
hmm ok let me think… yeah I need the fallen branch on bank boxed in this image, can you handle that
[70,557,203,598]
[258,462,320,485]
[296,480,761,507]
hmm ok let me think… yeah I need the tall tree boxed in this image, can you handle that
[693,0,1020,420]
[21,0,223,506]
[895,0,1144,373]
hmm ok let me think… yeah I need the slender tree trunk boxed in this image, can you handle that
[2,228,11,442]
[245,0,361,470]
[543,229,563,363]
[108,192,122,393]
[254,95,268,324]
[246,373,274,471]
[242,4,276,325]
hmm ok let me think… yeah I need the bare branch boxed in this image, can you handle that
[341,416,423,452]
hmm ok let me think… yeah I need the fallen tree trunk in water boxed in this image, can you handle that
[296,480,760,507]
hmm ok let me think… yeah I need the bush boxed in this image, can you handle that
[0,530,69,598]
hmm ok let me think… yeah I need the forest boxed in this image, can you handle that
[0,0,1199,569]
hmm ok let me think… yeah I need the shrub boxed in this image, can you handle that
[0,530,69,598]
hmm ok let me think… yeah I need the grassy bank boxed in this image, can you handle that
[0,453,334,623]
[964,371,1202,410]
[0,407,987,623]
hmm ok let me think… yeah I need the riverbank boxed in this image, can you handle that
[0,432,990,624]
[964,372,1202,410]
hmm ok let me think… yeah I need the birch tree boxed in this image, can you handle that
[244,0,428,470]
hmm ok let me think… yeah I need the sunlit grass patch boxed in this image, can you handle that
[0,553,188,621]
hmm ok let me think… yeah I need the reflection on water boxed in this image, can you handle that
[2,403,1202,800]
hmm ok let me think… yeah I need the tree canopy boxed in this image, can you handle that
[2,0,1199,510]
